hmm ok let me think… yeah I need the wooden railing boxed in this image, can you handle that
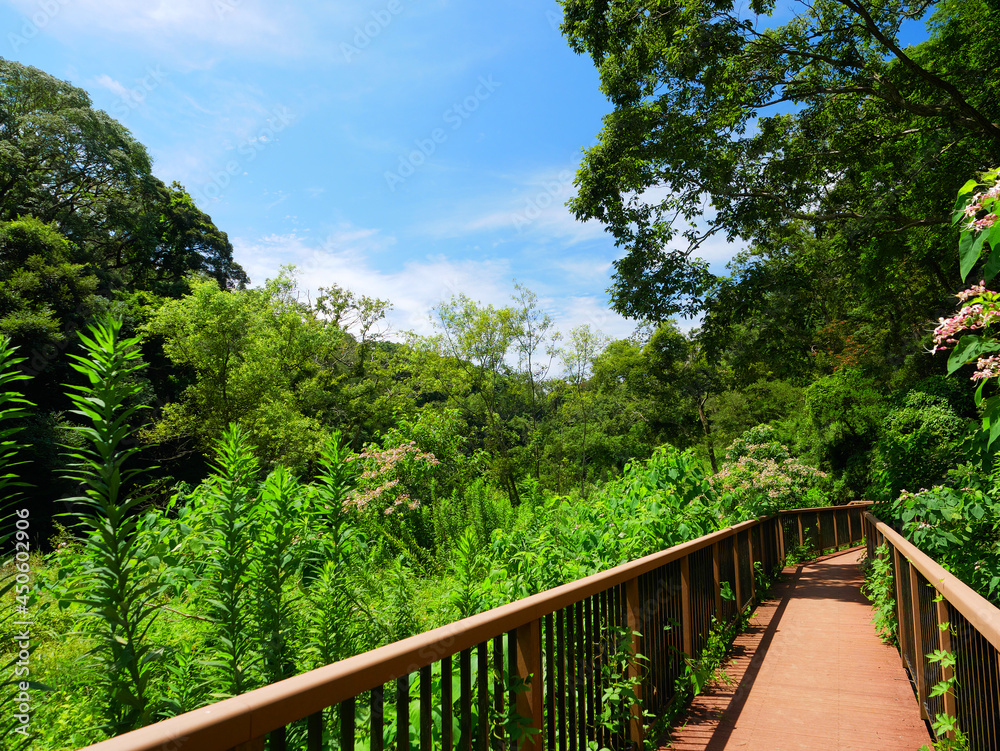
[82,505,868,751]
[864,512,1000,751]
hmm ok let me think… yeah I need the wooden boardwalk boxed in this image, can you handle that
[665,548,932,751]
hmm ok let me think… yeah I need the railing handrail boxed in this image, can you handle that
[866,512,1000,652]
[81,505,869,751]
[778,501,873,515]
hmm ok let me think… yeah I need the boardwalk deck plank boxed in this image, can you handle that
[664,548,932,751]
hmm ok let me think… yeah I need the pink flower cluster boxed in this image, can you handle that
[972,355,1000,382]
[962,181,1000,231]
[713,455,827,511]
[931,284,1000,355]
[343,440,439,513]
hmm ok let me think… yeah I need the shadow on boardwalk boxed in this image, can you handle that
[663,548,931,751]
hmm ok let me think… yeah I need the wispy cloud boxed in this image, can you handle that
[232,227,639,341]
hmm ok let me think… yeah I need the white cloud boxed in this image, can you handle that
[231,227,639,343]
[7,0,304,62]
[415,164,608,247]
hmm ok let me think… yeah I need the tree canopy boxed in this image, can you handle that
[0,58,247,295]
[559,0,1000,319]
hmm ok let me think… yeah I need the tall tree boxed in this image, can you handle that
[0,59,247,294]
[559,324,607,495]
[420,295,524,504]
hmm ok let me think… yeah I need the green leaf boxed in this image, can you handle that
[984,242,1000,283]
[948,336,1000,374]
[959,230,987,281]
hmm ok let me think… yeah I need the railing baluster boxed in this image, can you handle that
[594,592,611,748]
[626,576,644,748]
[477,642,488,751]
[681,555,693,657]
[341,697,356,751]
[545,613,555,751]
[732,534,742,613]
[372,685,385,751]
[420,666,432,751]
[567,602,577,751]
[460,650,472,751]
[507,630,517,750]
[712,542,722,617]
[493,635,504,751]
[516,619,543,751]
[270,726,286,751]
[575,598,585,751]
[308,711,323,751]
[397,675,409,751]
[936,598,956,742]
[442,656,453,751]
[557,609,567,751]
[584,596,595,744]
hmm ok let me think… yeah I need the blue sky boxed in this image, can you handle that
[1,0,932,343]
[3,0,689,341]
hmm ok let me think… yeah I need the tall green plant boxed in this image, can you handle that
[61,317,158,734]
[252,465,303,686]
[199,424,259,698]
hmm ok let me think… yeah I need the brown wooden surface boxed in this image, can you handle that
[666,549,931,751]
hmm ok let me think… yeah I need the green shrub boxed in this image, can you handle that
[872,390,967,499]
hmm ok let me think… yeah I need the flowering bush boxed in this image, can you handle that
[933,168,1000,451]
[343,440,440,516]
[713,425,829,517]
[890,486,1000,605]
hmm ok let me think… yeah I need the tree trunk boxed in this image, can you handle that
[697,396,718,474]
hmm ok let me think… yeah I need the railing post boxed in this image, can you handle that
[909,564,928,720]
[516,619,544,751]
[935,597,956,741]
[815,511,822,555]
[797,514,804,550]
[847,509,853,546]
[747,529,756,603]
[833,511,840,550]
[732,534,742,611]
[712,542,722,616]
[626,577,644,747]
[778,517,786,564]
[680,555,693,656]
